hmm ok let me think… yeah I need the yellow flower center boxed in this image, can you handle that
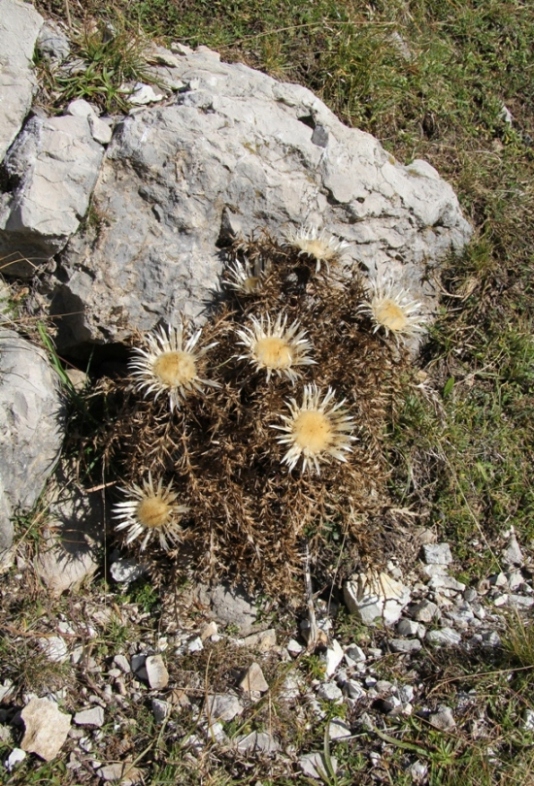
[300,239,333,261]
[153,351,197,387]
[255,336,294,369]
[242,275,260,294]
[293,410,333,454]
[374,299,408,332]
[137,496,170,529]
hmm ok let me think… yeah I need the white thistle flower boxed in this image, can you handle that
[272,384,356,474]
[225,257,266,295]
[113,474,189,551]
[358,278,428,343]
[129,324,220,411]
[285,225,348,271]
[236,312,315,383]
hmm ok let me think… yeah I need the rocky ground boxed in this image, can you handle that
[2,518,534,784]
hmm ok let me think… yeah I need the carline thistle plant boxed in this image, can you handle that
[105,226,429,593]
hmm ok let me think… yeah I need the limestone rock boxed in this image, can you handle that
[196,583,258,634]
[33,475,105,597]
[73,706,105,728]
[0,0,43,162]
[36,20,70,64]
[20,697,71,761]
[145,655,169,690]
[0,114,105,274]
[38,44,472,352]
[239,662,269,693]
[344,571,411,626]
[206,693,243,722]
[235,730,279,754]
[299,752,338,780]
[0,329,64,551]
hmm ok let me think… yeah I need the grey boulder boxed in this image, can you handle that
[0,114,105,275]
[0,329,64,550]
[0,0,43,161]
[39,44,472,351]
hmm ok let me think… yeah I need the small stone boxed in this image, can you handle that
[344,644,366,663]
[287,638,303,656]
[324,640,344,677]
[503,532,523,566]
[113,654,131,674]
[523,709,534,731]
[344,571,411,626]
[188,636,204,653]
[206,694,243,722]
[235,731,280,754]
[20,698,71,761]
[151,699,169,723]
[398,685,415,703]
[110,558,145,584]
[422,543,453,565]
[74,706,104,728]
[328,718,352,740]
[389,638,422,654]
[343,680,366,701]
[242,629,277,652]
[239,662,269,693]
[407,760,428,784]
[493,593,509,607]
[507,571,524,591]
[429,705,456,731]
[205,721,227,743]
[201,622,218,640]
[381,695,402,714]
[427,628,461,647]
[409,600,439,623]
[481,631,501,648]
[396,619,422,637]
[317,682,343,702]
[131,654,147,679]
[299,752,338,779]
[66,99,97,118]
[428,574,466,593]
[464,588,478,603]
[146,655,169,690]
[88,115,113,145]
[97,761,140,783]
[38,636,68,662]
[128,83,166,105]
[4,748,26,771]
[509,595,534,609]
[489,572,508,588]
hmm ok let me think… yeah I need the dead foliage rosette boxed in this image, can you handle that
[99,229,427,597]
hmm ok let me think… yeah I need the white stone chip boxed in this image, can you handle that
[74,706,105,728]
[299,752,338,779]
[324,639,344,677]
[344,571,411,626]
[4,747,26,771]
[20,698,71,761]
[239,662,269,693]
[146,655,169,690]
